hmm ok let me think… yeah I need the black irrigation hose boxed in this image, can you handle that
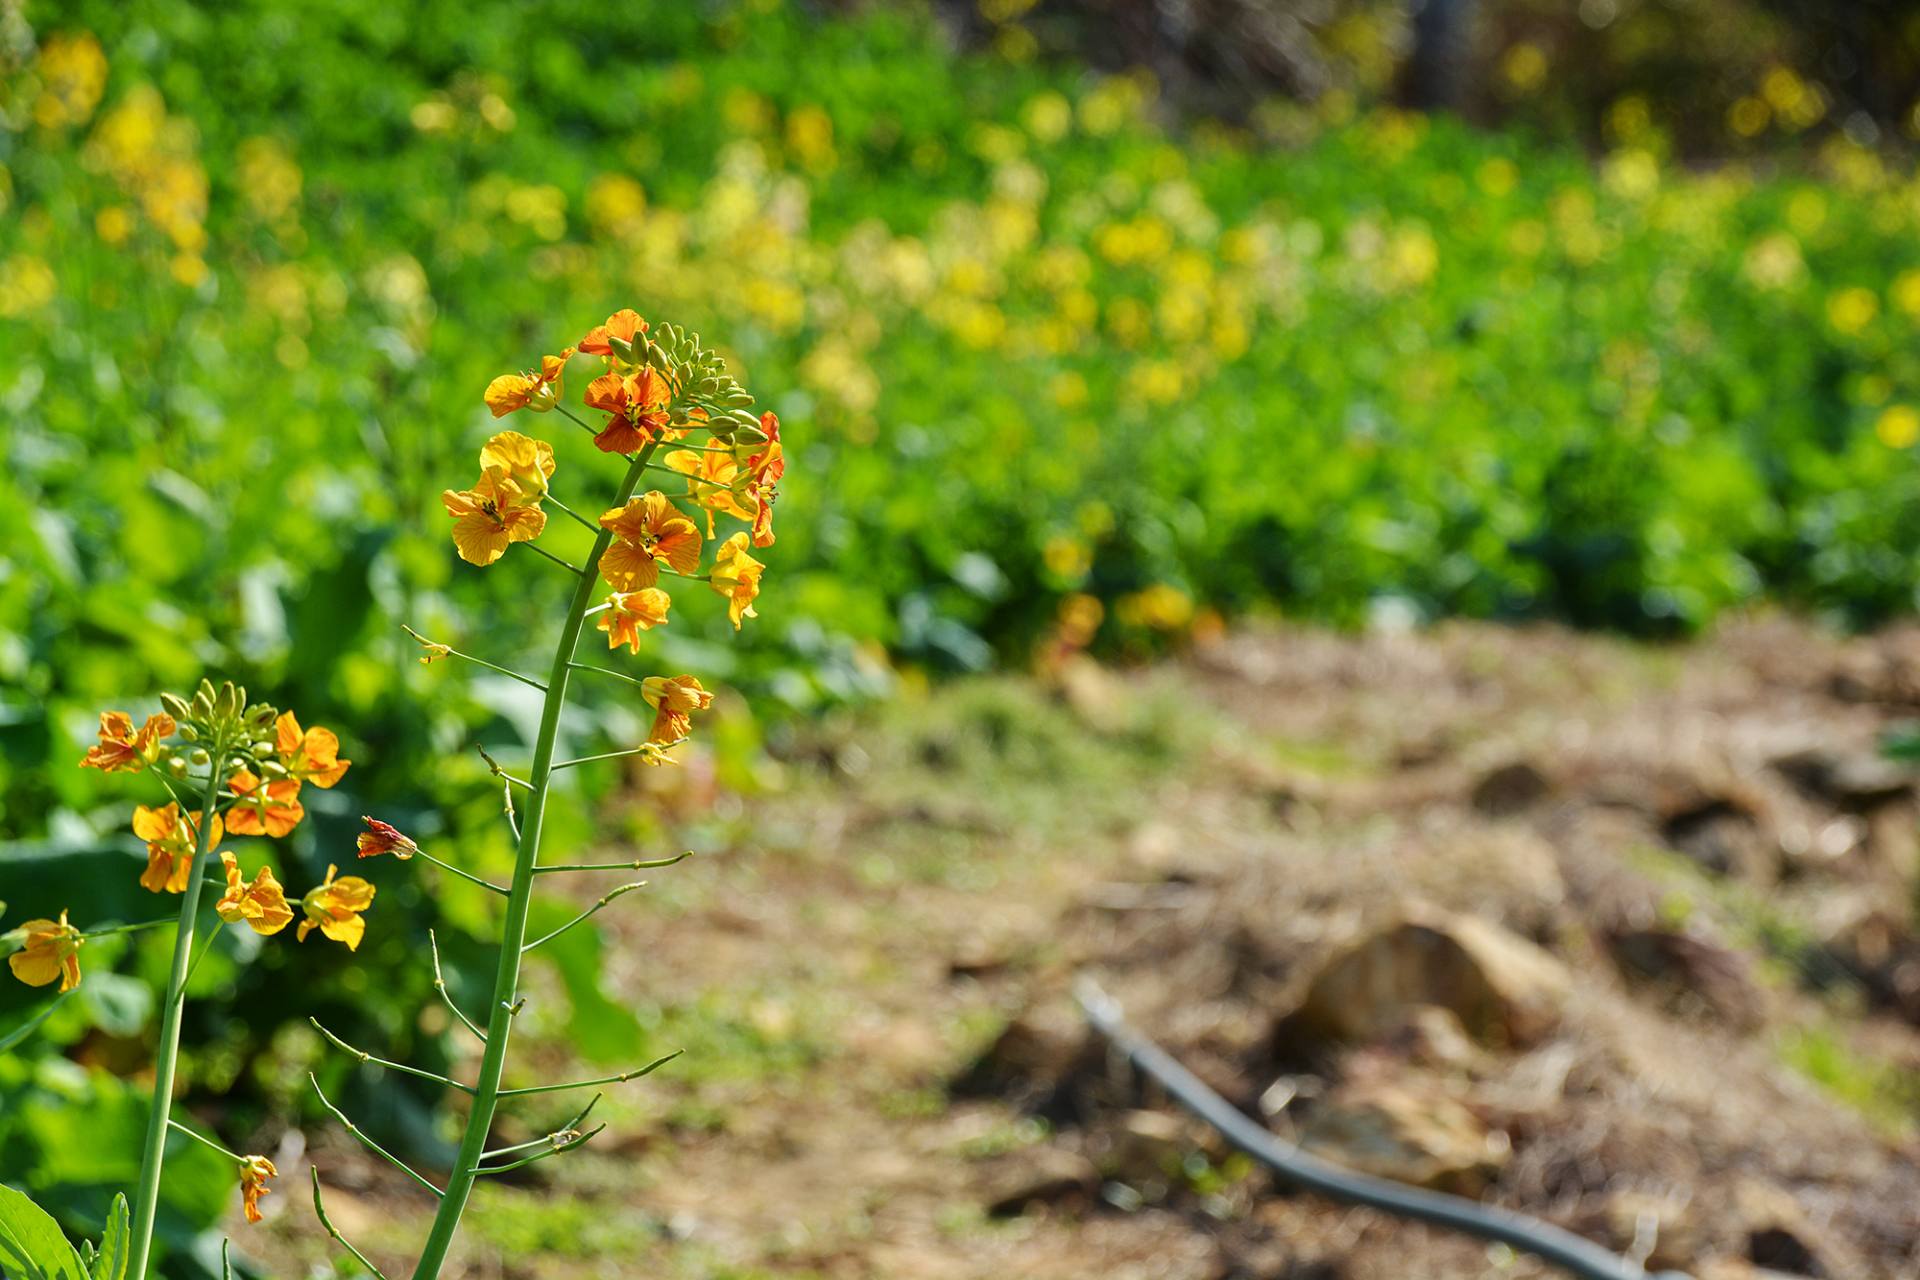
[1074,979,1692,1280]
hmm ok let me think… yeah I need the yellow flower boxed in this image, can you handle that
[298,864,376,951]
[275,711,351,788]
[597,589,672,654]
[641,675,713,745]
[225,768,305,837]
[7,911,83,992]
[134,803,221,894]
[239,1155,278,1224]
[442,470,548,566]
[597,491,702,591]
[80,711,174,772]
[709,533,765,631]
[216,852,294,936]
[663,448,754,537]
[478,430,557,502]
[483,349,572,416]
[583,367,673,454]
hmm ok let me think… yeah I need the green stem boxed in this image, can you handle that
[407,445,658,1280]
[166,1118,243,1164]
[127,738,225,1280]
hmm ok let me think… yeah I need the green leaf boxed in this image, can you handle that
[0,1182,89,1280]
[92,1195,129,1280]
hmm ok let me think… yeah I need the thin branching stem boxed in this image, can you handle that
[308,1073,445,1198]
[523,541,585,576]
[565,660,647,690]
[181,920,227,989]
[497,1050,681,1098]
[479,1094,603,1163]
[475,745,533,790]
[166,1118,242,1164]
[311,1169,393,1280]
[401,625,546,692]
[78,917,177,940]
[309,1019,475,1094]
[428,931,487,1044]
[502,783,521,841]
[412,848,510,897]
[552,746,653,770]
[535,851,691,875]
[0,991,71,1054]
[471,1125,606,1175]
[520,882,647,952]
[547,495,599,533]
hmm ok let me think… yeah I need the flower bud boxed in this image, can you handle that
[608,333,639,364]
[257,759,289,780]
[159,692,194,722]
[178,724,199,743]
[189,748,211,769]
[167,755,190,778]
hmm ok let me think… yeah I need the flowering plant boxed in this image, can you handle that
[0,312,782,1280]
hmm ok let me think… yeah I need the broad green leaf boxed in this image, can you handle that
[0,1183,89,1280]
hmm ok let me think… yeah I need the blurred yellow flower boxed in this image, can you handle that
[1827,287,1878,335]
[1891,269,1920,319]
[1501,43,1547,94]
[0,254,58,317]
[1876,405,1920,449]
[34,32,108,130]
[236,137,303,221]
[1116,583,1194,632]
[8,911,84,991]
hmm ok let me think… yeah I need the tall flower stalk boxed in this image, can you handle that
[1,312,779,1279]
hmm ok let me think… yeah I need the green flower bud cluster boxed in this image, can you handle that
[155,679,282,775]
[642,322,766,442]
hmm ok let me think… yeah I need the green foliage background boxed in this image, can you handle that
[2,0,1919,1269]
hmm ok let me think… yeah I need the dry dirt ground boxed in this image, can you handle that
[252,617,1920,1280]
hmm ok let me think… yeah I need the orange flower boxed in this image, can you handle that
[80,710,174,772]
[741,412,783,547]
[442,470,548,566]
[709,533,765,631]
[298,864,376,950]
[7,911,83,991]
[597,491,702,591]
[664,448,755,537]
[134,802,221,894]
[275,711,351,788]
[356,816,418,860]
[225,768,305,837]
[239,1155,278,1224]
[579,308,648,358]
[583,366,672,454]
[641,674,713,745]
[483,349,572,417]
[215,852,294,936]
[597,589,672,653]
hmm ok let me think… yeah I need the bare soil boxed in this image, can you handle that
[252,615,1920,1280]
